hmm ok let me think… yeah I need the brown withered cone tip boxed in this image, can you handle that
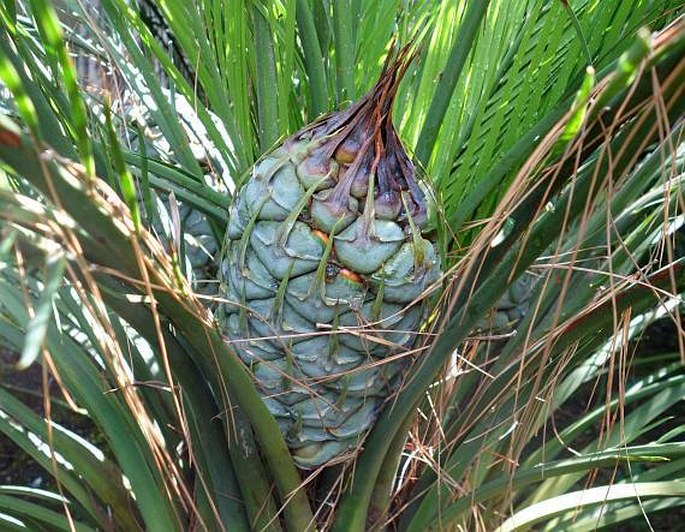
[287,44,428,232]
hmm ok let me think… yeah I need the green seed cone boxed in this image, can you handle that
[218,48,441,468]
[478,272,539,332]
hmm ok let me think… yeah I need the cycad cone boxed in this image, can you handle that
[218,49,441,468]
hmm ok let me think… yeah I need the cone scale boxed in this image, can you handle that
[219,48,441,468]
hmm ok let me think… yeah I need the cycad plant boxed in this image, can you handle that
[1,1,684,530]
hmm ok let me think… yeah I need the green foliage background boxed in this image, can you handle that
[0,0,683,530]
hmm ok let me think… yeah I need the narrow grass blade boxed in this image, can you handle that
[252,1,280,150]
[0,495,96,532]
[415,0,490,165]
[0,35,40,139]
[16,252,65,370]
[332,0,355,103]
[296,0,328,117]
[101,104,140,230]
[495,481,685,532]
[28,0,95,177]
